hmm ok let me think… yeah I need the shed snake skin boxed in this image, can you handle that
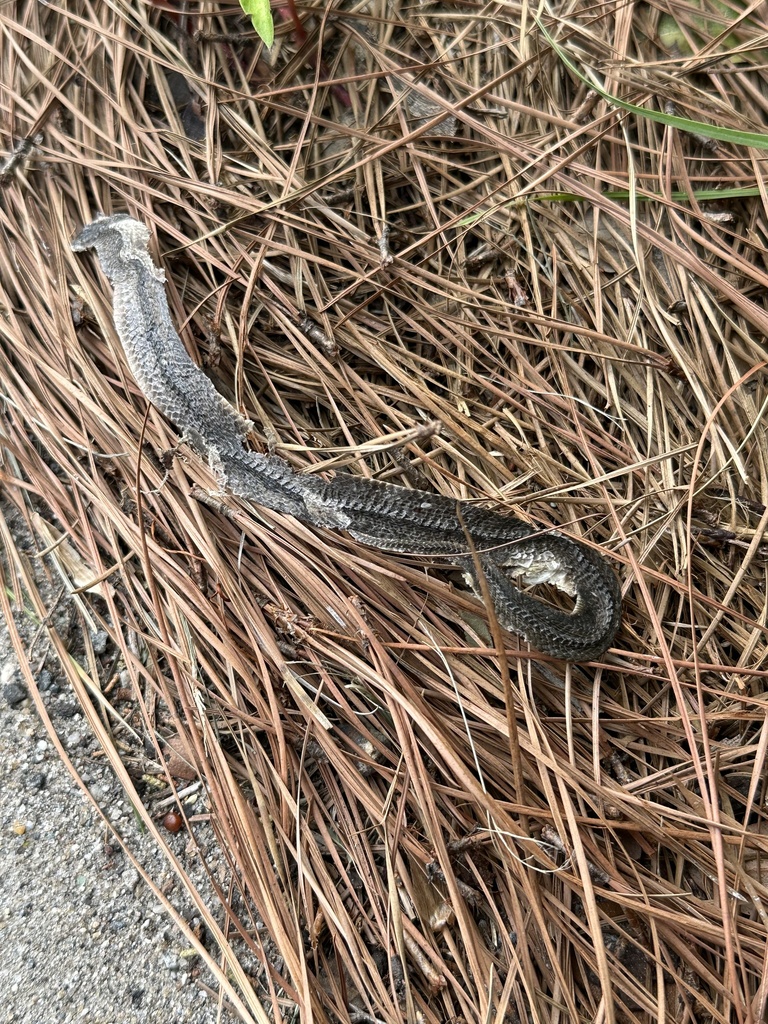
[72,214,621,661]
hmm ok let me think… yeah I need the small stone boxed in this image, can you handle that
[4,683,27,707]
[163,953,180,972]
[1,661,17,684]
[91,630,109,655]
[26,773,46,792]
[121,868,140,892]
[36,669,54,691]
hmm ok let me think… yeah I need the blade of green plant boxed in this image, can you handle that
[457,184,761,224]
[538,185,763,203]
[240,0,274,48]
[536,16,768,150]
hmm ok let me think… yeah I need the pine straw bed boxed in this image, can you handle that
[2,1,768,1021]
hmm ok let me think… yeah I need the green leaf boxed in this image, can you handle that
[240,0,274,48]
[457,185,762,225]
[538,185,762,203]
[536,16,768,150]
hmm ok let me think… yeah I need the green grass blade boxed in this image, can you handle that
[537,16,768,150]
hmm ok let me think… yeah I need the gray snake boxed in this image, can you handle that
[72,214,621,661]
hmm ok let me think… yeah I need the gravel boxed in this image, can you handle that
[0,506,243,1024]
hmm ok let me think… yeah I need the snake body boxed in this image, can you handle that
[72,214,621,661]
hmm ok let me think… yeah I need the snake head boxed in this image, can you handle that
[72,214,155,283]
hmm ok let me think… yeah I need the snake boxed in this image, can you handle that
[72,214,621,661]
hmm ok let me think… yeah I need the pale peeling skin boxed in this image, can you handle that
[72,214,622,661]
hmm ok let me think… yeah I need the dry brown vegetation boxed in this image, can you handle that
[2,0,768,1021]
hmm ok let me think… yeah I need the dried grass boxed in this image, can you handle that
[2,0,768,1021]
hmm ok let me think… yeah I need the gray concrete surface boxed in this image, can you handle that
[0,505,242,1024]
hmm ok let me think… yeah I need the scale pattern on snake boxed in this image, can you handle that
[72,214,621,662]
